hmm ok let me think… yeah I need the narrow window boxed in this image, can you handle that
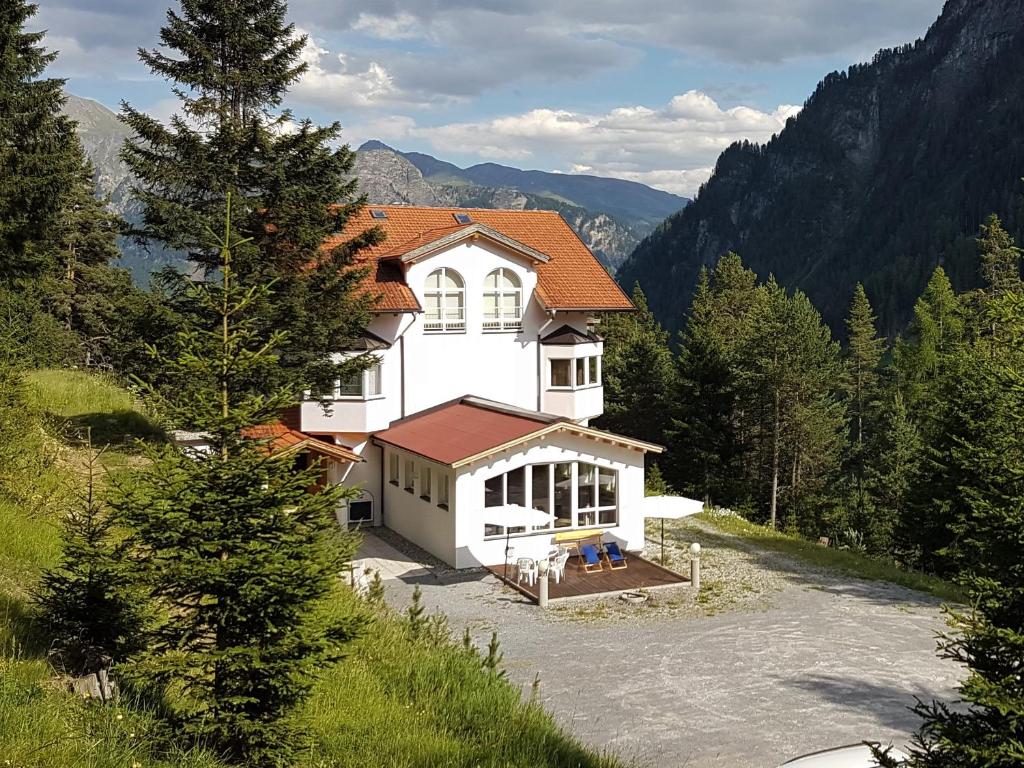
[388,453,399,485]
[575,358,586,387]
[506,467,525,507]
[438,474,450,510]
[404,459,415,494]
[420,465,432,502]
[589,356,599,386]
[482,268,522,331]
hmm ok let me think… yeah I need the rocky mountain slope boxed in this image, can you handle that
[617,0,1024,336]
[354,142,687,271]
[63,94,179,280]
[62,95,686,277]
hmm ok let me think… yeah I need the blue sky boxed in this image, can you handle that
[42,0,945,196]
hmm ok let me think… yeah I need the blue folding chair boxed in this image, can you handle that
[604,541,628,570]
[580,543,604,573]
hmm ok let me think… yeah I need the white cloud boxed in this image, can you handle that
[289,32,429,111]
[379,91,799,196]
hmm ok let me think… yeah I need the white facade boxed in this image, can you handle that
[299,224,657,568]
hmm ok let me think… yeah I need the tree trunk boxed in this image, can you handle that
[770,388,780,529]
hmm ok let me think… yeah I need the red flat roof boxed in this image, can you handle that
[373,400,554,465]
[373,397,663,466]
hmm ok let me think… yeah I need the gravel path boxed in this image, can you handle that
[369,520,961,768]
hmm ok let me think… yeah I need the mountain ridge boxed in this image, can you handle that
[617,0,1024,336]
[60,95,687,278]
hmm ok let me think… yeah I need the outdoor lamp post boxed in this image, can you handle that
[689,542,701,593]
[537,557,550,609]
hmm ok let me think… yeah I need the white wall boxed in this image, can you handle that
[379,445,457,565]
[298,239,606,435]
[328,434,383,527]
[451,431,646,569]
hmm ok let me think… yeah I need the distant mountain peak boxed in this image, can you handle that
[357,139,397,153]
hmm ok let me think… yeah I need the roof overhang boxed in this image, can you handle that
[448,421,663,469]
[381,222,552,265]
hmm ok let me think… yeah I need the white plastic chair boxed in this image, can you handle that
[516,557,538,587]
[551,551,570,583]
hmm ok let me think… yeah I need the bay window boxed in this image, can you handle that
[548,356,601,390]
[335,361,382,399]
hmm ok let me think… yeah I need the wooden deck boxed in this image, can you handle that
[486,552,689,603]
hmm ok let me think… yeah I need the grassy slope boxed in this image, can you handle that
[1,370,617,768]
[699,512,964,603]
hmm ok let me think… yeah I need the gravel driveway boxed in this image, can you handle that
[363,521,961,768]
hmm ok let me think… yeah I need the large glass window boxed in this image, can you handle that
[424,268,465,333]
[484,475,503,507]
[553,463,573,529]
[482,461,617,538]
[482,268,522,331]
[507,467,525,507]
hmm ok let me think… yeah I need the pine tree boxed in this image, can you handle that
[841,284,885,532]
[116,198,361,767]
[977,213,1022,302]
[36,449,146,676]
[886,290,1024,766]
[0,0,80,277]
[598,284,676,449]
[121,0,382,396]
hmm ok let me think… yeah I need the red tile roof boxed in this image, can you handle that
[326,206,634,313]
[372,397,662,467]
[242,422,362,463]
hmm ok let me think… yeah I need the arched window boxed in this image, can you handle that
[482,268,522,331]
[424,268,465,332]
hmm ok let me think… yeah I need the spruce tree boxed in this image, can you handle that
[864,392,921,557]
[841,283,885,533]
[672,253,762,503]
[885,290,1024,767]
[598,284,676,449]
[121,0,381,396]
[117,198,361,766]
[893,266,965,425]
[741,279,843,531]
[0,0,80,277]
[36,449,146,676]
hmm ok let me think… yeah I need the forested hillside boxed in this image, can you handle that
[618,0,1024,336]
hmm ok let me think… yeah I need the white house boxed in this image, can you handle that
[286,205,663,569]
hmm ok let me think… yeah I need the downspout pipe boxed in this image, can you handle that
[537,310,556,412]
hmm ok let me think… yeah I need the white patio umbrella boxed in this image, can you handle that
[640,496,705,564]
[485,504,555,579]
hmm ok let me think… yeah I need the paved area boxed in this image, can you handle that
[362,528,961,768]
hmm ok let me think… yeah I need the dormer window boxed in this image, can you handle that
[424,268,465,333]
[482,268,522,332]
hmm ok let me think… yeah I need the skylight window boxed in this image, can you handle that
[453,212,473,224]
[370,209,388,219]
